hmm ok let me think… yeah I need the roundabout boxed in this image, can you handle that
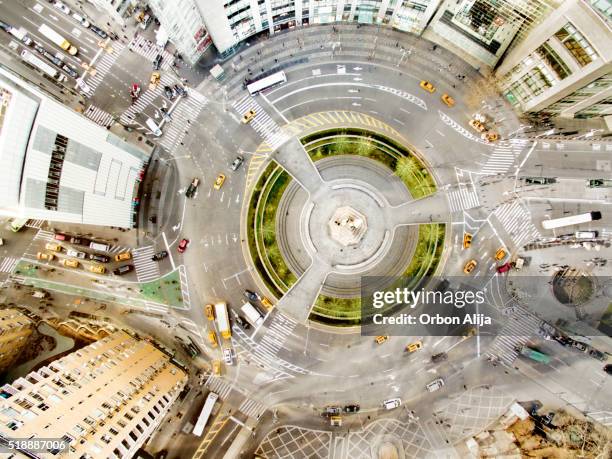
[247,127,446,324]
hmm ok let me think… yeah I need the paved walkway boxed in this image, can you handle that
[273,137,326,194]
[387,192,450,226]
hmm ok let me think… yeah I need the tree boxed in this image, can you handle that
[395,155,420,181]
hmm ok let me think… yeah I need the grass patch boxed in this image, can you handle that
[139,270,184,308]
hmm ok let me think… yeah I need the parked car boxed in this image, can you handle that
[323,406,342,416]
[113,264,134,275]
[231,156,244,171]
[344,404,360,413]
[426,378,445,392]
[244,289,260,302]
[152,251,168,261]
[89,253,110,263]
[177,238,189,253]
[382,398,401,410]
[89,25,108,39]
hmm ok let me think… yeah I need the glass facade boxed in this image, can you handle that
[554,23,598,67]
[540,72,612,117]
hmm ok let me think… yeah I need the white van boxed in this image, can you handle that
[575,231,597,239]
[145,117,162,136]
[89,241,110,252]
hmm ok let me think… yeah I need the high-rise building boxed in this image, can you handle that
[0,309,34,374]
[496,0,612,120]
[86,0,134,26]
[0,66,149,228]
[147,0,212,65]
[0,331,187,459]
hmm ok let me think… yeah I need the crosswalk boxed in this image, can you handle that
[81,42,125,97]
[128,35,174,71]
[132,246,160,283]
[205,375,233,399]
[0,257,19,273]
[84,105,115,128]
[158,90,208,151]
[258,313,298,357]
[586,411,612,427]
[34,230,54,242]
[480,139,530,175]
[493,200,540,248]
[485,307,543,365]
[119,73,177,127]
[239,398,267,419]
[232,96,290,151]
[26,219,45,229]
[447,184,480,212]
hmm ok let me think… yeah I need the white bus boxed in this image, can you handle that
[38,24,78,55]
[542,211,601,230]
[192,392,218,437]
[247,71,287,95]
[241,302,264,327]
[21,50,66,82]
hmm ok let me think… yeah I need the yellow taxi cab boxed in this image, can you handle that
[406,340,423,353]
[89,264,106,274]
[375,335,389,345]
[330,416,342,427]
[261,296,274,310]
[63,259,79,268]
[45,242,62,252]
[468,119,486,132]
[208,331,218,348]
[115,252,131,262]
[463,259,477,274]
[494,247,507,261]
[212,360,221,375]
[205,304,215,321]
[213,174,226,190]
[241,109,256,124]
[419,80,436,93]
[463,233,473,249]
[441,94,455,107]
[37,252,55,261]
[149,71,160,89]
[483,131,498,142]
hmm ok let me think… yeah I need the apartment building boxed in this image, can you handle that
[0,331,187,458]
[496,0,612,120]
[0,309,33,374]
[147,0,213,65]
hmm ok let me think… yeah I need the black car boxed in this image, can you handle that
[62,64,79,79]
[431,352,448,363]
[0,20,10,32]
[234,315,250,329]
[113,264,134,275]
[163,85,174,99]
[173,84,186,96]
[525,177,556,185]
[231,156,244,171]
[604,364,612,375]
[153,54,163,70]
[89,253,110,263]
[152,251,168,261]
[344,404,360,413]
[89,25,108,39]
[588,349,607,361]
[244,289,260,302]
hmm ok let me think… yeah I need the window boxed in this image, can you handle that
[536,43,571,80]
[554,23,597,66]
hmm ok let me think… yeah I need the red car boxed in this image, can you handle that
[496,262,513,273]
[54,233,67,241]
[177,238,189,253]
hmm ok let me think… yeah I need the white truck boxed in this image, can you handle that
[9,27,32,45]
[21,50,66,82]
[241,302,264,327]
[38,24,77,55]
[214,302,231,339]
